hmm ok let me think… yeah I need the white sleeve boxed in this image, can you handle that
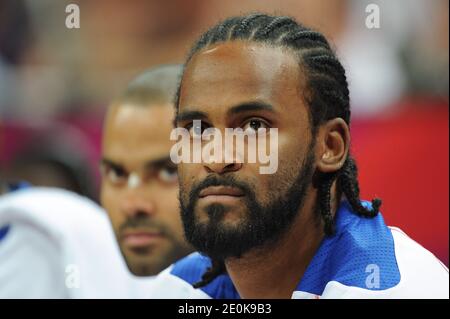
[0,188,156,298]
[0,219,68,298]
[148,266,211,299]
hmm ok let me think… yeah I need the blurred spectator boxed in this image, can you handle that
[399,0,449,98]
[1,0,448,118]
[1,120,98,200]
[0,187,156,298]
[0,0,31,65]
[0,0,32,116]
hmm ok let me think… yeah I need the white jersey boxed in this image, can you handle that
[149,201,449,299]
[0,187,154,298]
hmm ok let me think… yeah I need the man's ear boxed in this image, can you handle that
[315,118,350,173]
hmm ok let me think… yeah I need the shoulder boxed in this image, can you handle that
[0,187,102,217]
[298,202,448,299]
[386,227,448,298]
[149,253,239,299]
[319,226,449,299]
[0,187,108,241]
[0,219,67,298]
[0,187,142,298]
[149,253,212,299]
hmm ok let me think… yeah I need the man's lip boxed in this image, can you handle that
[198,186,244,198]
[121,231,164,248]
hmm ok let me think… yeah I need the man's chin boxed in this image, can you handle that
[125,256,167,277]
[196,204,248,226]
[128,264,156,277]
[194,210,250,232]
[197,195,245,210]
[188,225,256,260]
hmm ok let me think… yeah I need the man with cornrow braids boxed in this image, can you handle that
[150,13,448,299]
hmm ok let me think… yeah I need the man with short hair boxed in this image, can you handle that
[101,65,193,276]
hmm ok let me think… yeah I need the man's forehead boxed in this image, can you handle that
[105,103,173,134]
[108,102,172,122]
[102,104,174,165]
[180,41,301,111]
[103,140,173,169]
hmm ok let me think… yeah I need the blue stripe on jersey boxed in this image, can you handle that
[0,182,29,243]
[296,201,400,294]
[170,253,240,299]
[0,225,10,241]
[8,181,31,192]
[170,200,401,298]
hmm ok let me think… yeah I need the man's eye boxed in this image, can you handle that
[187,122,207,137]
[158,166,178,183]
[242,119,269,133]
[107,167,127,183]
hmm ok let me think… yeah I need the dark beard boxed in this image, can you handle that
[179,145,316,261]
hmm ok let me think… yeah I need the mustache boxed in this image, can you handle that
[188,174,255,204]
[118,215,168,235]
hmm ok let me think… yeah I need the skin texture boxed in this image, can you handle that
[176,41,349,298]
[101,103,192,276]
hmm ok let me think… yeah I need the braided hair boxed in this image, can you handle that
[176,13,382,288]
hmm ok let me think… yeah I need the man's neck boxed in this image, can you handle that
[224,192,327,299]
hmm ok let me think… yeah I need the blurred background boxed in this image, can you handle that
[0,0,448,265]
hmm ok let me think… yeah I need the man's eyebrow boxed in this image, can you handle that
[143,156,174,169]
[173,102,274,125]
[100,158,123,169]
[174,110,208,124]
[101,157,174,172]
[227,101,275,117]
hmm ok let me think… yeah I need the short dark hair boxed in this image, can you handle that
[116,64,183,107]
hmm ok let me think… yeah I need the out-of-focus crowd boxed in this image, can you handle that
[0,0,448,266]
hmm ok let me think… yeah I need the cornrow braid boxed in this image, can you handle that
[318,172,338,236]
[281,30,331,49]
[176,13,382,288]
[192,259,226,288]
[253,16,298,41]
[230,13,267,38]
[338,157,382,218]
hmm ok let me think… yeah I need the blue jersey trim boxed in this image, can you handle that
[170,253,240,299]
[296,201,400,294]
[0,182,30,243]
[0,225,11,241]
[7,181,31,192]
[169,201,401,298]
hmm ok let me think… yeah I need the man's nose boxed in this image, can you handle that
[120,194,156,218]
[203,161,242,174]
[202,138,243,174]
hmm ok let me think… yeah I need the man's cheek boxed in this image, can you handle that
[178,170,195,194]
[109,210,123,235]
[177,186,188,206]
[102,194,123,231]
